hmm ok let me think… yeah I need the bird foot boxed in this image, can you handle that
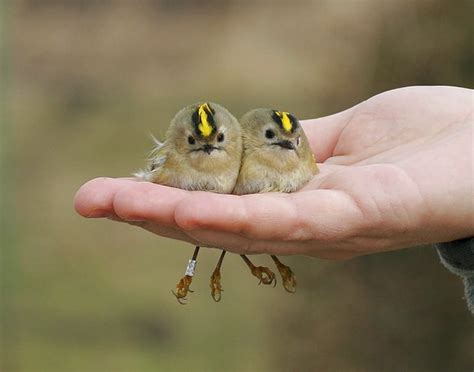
[210,268,223,302]
[275,263,297,293]
[251,266,276,286]
[172,275,193,304]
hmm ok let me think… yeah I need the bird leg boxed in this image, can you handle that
[172,246,200,304]
[240,255,276,286]
[271,255,297,293]
[210,250,226,302]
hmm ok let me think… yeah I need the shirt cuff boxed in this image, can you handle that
[434,237,474,314]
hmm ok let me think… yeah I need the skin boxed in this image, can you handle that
[74,86,473,260]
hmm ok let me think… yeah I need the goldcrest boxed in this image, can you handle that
[234,109,317,195]
[136,102,242,193]
[135,102,242,303]
[234,109,319,292]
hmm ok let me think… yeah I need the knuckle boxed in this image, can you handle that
[113,187,140,220]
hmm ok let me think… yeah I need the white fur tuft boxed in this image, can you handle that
[133,169,153,181]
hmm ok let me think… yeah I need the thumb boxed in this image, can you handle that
[301,106,355,162]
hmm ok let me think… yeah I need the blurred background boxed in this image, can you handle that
[1,0,473,371]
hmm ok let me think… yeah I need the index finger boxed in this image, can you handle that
[74,177,189,227]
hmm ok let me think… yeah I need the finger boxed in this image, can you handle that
[133,222,200,246]
[184,228,359,260]
[111,181,190,227]
[302,163,348,190]
[107,208,355,258]
[106,215,198,245]
[75,177,191,228]
[74,177,139,218]
[174,189,363,242]
[301,107,355,162]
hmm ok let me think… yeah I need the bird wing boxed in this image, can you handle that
[133,137,168,182]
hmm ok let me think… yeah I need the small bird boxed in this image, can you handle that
[135,102,242,303]
[234,109,318,292]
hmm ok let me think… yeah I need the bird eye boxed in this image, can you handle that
[265,129,275,139]
[187,136,195,145]
[217,133,224,142]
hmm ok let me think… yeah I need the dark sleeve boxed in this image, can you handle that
[434,237,474,314]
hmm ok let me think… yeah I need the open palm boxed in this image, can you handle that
[75,86,473,259]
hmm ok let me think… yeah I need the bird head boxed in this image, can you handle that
[239,108,311,168]
[167,102,242,169]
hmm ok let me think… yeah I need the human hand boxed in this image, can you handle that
[74,86,473,259]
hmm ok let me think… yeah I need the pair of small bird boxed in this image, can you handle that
[135,102,318,303]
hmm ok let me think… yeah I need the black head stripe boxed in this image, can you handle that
[271,110,281,126]
[191,109,199,127]
[288,113,299,130]
[206,107,215,126]
[207,104,215,115]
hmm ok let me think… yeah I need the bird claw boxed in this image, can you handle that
[210,269,223,302]
[251,266,276,286]
[172,275,193,304]
[275,263,297,293]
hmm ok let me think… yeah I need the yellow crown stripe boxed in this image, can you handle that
[277,111,293,132]
[198,103,213,137]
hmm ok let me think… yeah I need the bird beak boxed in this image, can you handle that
[276,140,296,150]
[202,144,215,154]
